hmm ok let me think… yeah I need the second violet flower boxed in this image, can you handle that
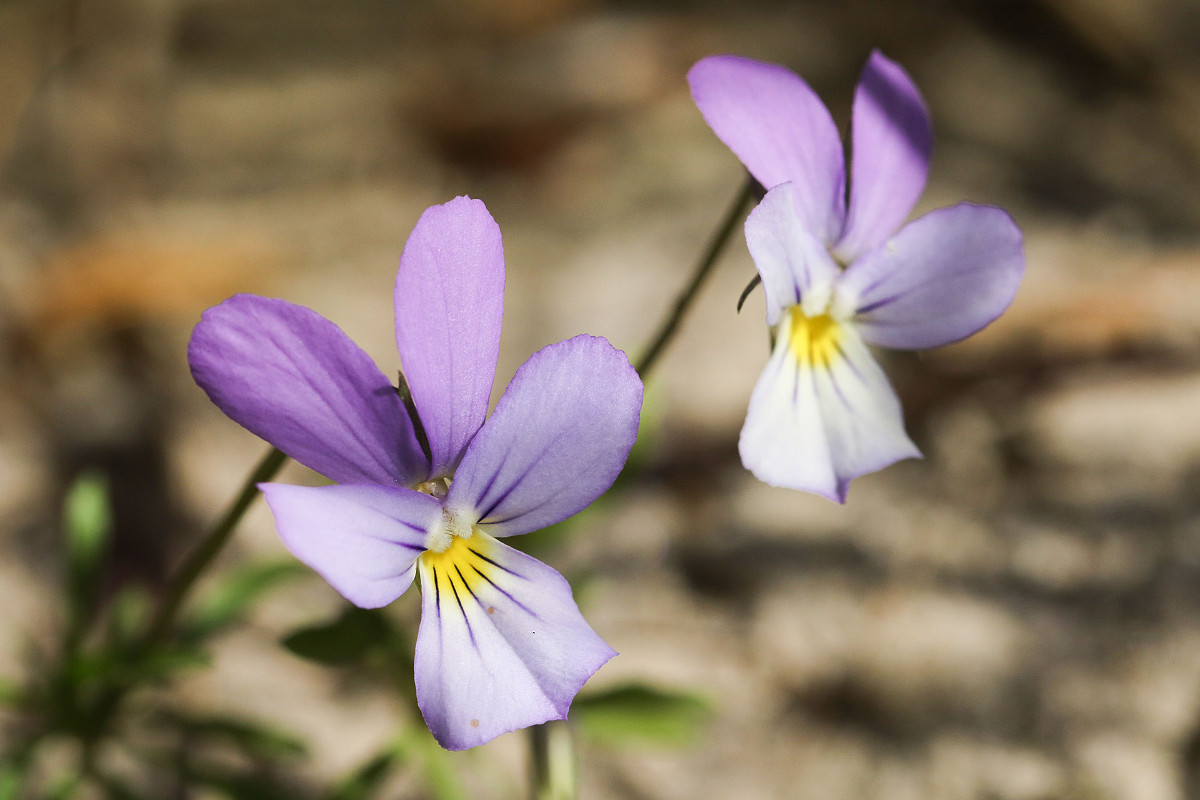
[689,51,1025,501]
[188,196,643,750]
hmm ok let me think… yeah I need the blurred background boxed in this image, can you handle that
[2,0,1200,797]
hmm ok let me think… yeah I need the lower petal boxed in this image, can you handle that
[414,531,615,750]
[739,312,920,501]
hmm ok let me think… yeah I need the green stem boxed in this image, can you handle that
[529,721,575,800]
[523,177,757,799]
[634,175,758,378]
[80,446,288,747]
[144,446,288,646]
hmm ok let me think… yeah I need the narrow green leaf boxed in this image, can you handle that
[188,770,300,800]
[184,560,309,640]
[393,729,470,800]
[63,472,112,632]
[92,772,151,800]
[103,584,155,650]
[0,675,22,707]
[64,471,111,570]
[70,645,209,689]
[281,607,390,667]
[166,712,307,760]
[326,749,396,800]
[572,684,711,749]
[0,761,26,799]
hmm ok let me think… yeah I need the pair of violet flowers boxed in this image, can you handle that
[187,50,1025,752]
[188,197,643,750]
[689,51,1025,500]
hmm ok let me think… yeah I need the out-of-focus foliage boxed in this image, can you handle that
[573,684,711,749]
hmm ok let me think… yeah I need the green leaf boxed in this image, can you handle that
[0,761,26,799]
[103,585,155,650]
[68,644,209,691]
[44,770,83,800]
[393,728,470,800]
[64,472,111,569]
[0,674,22,707]
[63,472,112,624]
[187,770,301,800]
[572,684,711,749]
[325,749,395,800]
[92,772,152,800]
[281,607,390,667]
[184,560,309,640]
[166,712,307,761]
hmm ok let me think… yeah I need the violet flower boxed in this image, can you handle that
[188,196,642,750]
[688,51,1024,501]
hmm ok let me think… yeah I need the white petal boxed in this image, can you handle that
[745,183,841,326]
[739,311,920,501]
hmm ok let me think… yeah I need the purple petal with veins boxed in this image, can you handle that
[414,531,615,750]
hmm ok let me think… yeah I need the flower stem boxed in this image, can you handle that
[78,446,288,755]
[634,174,759,378]
[529,721,576,800]
[144,445,288,646]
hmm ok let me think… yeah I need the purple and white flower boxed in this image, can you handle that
[688,51,1024,501]
[188,196,643,750]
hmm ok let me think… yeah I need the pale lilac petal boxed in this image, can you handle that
[739,313,919,501]
[835,50,933,262]
[745,183,841,326]
[836,203,1025,350]
[739,327,835,497]
[260,483,442,609]
[414,531,615,750]
[446,335,642,538]
[395,196,505,478]
[688,55,846,244]
[189,295,427,486]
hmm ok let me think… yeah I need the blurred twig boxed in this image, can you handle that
[634,175,759,378]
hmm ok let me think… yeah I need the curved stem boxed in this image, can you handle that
[529,721,575,800]
[634,175,758,378]
[79,446,288,753]
[144,445,288,646]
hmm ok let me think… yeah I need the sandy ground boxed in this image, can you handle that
[2,0,1200,797]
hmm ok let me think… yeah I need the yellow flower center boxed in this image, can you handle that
[418,530,501,613]
[786,309,842,369]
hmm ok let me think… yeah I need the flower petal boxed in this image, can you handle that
[739,312,920,501]
[745,182,841,326]
[688,55,846,244]
[414,531,615,750]
[188,294,427,486]
[395,196,505,478]
[837,203,1025,350]
[260,482,442,608]
[446,335,642,538]
[835,50,933,262]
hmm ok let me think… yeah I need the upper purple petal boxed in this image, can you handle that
[745,182,841,326]
[395,196,505,479]
[413,531,615,750]
[688,55,846,244]
[835,50,933,262]
[261,482,442,609]
[836,203,1025,350]
[188,294,427,486]
[446,335,643,538]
